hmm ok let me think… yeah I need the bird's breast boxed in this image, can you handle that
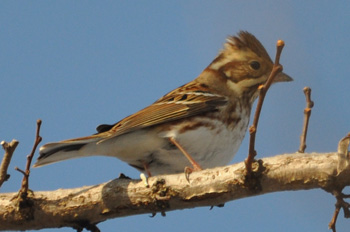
[148,109,251,174]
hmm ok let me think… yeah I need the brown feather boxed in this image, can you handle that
[228,31,273,63]
[96,89,227,142]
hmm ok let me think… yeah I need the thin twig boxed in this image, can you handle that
[245,40,285,174]
[298,87,314,152]
[329,192,350,232]
[16,119,42,199]
[14,167,26,176]
[329,193,341,232]
[0,139,19,188]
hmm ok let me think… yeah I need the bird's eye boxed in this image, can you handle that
[250,61,260,70]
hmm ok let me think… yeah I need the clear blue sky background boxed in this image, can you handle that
[1,1,350,231]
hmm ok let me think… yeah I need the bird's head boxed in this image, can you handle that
[206,31,292,101]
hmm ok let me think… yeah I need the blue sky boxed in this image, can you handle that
[1,1,350,231]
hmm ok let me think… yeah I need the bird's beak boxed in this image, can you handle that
[273,72,293,83]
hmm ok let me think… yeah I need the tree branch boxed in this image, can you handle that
[15,119,42,200]
[298,87,314,153]
[0,151,349,231]
[0,140,19,188]
[245,39,284,173]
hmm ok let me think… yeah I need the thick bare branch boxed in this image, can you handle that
[0,151,349,231]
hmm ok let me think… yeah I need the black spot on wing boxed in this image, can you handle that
[96,124,116,133]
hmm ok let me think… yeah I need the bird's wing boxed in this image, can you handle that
[96,90,227,142]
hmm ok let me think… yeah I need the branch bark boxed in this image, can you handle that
[1,151,349,231]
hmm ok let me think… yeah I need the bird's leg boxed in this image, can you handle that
[139,161,152,187]
[168,137,202,174]
[142,161,152,177]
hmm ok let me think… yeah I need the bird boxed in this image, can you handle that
[34,31,293,176]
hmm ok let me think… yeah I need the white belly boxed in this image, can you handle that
[151,116,249,174]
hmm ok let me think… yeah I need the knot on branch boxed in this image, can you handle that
[150,179,173,216]
[244,159,265,193]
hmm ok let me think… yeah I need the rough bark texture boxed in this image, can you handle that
[0,152,348,231]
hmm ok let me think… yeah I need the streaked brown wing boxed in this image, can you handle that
[97,92,227,141]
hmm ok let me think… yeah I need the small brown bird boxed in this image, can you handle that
[34,31,292,176]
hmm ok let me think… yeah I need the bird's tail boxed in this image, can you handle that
[33,136,102,167]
